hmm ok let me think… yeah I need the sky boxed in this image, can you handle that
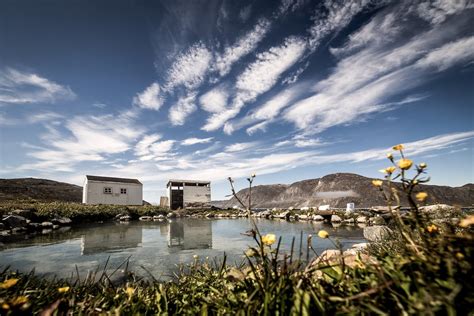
[0,0,473,203]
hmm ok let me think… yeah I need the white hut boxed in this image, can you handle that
[167,179,211,210]
[82,175,143,205]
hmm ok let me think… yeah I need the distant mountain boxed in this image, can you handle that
[0,178,82,202]
[213,173,473,209]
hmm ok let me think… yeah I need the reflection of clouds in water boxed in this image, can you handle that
[0,219,365,280]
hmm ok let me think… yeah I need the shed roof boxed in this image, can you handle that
[86,175,142,184]
[167,179,210,186]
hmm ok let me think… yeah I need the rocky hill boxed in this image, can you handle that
[214,173,473,209]
[0,178,82,202]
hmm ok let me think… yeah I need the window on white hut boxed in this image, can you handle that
[104,187,112,194]
[120,188,127,194]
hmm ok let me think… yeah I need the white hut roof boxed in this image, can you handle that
[85,175,142,184]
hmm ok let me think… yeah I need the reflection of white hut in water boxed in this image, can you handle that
[168,220,212,249]
[81,224,142,255]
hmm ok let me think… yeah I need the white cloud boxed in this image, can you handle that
[415,0,473,25]
[235,36,307,105]
[169,93,197,126]
[135,134,162,156]
[0,68,75,105]
[284,8,474,134]
[225,142,257,152]
[239,5,252,22]
[19,111,143,172]
[133,82,164,110]
[165,42,213,90]
[181,137,214,146]
[203,37,307,132]
[214,19,271,77]
[199,87,228,113]
[308,0,375,51]
[416,36,474,71]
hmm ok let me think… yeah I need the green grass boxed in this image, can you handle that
[1,212,473,315]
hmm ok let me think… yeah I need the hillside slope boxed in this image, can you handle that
[215,173,473,209]
[0,178,82,202]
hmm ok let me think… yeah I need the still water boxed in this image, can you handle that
[0,218,365,280]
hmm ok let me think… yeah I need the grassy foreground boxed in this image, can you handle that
[1,213,473,315]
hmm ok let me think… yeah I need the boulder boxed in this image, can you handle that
[119,215,131,221]
[2,215,27,228]
[331,215,342,223]
[139,216,153,221]
[311,248,376,269]
[27,222,42,231]
[11,209,39,222]
[299,214,309,220]
[53,225,60,230]
[356,216,367,223]
[369,216,386,225]
[51,217,72,226]
[344,210,354,218]
[205,213,215,218]
[167,212,177,219]
[11,227,26,234]
[41,222,54,228]
[313,215,325,221]
[344,218,355,224]
[363,226,393,242]
[351,243,368,250]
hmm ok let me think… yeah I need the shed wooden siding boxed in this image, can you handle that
[83,176,143,205]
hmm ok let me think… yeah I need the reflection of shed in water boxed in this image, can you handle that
[81,224,142,255]
[168,220,212,249]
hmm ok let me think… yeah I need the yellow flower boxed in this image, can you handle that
[392,144,404,151]
[372,180,383,187]
[419,162,427,169]
[261,233,276,246]
[386,153,393,159]
[426,224,438,233]
[380,166,396,174]
[0,278,19,289]
[459,215,474,228]
[2,303,9,310]
[58,286,70,293]
[125,287,135,297]
[416,192,428,202]
[456,252,465,260]
[245,248,258,257]
[398,158,413,170]
[318,230,329,239]
[11,296,28,306]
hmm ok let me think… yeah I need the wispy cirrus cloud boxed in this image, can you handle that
[202,36,307,133]
[181,137,214,146]
[213,18,271,78]
[0,68,75,105]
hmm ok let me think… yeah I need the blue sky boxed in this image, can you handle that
[0,0,473,203]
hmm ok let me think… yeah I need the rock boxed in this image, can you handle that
[351,243,368,250]
[331,215,342,223]
[11,209,39,222]
[2,215,27,228]
[41,222,54,228]
[356,216,367,223]
[299,214,309,220]
[53,225,60,230]
[344,210,354,218]
[369,216,386,225]
[311,249,376,269]
[420,204,453,213]
[51,217,72,226]
[205,213,215,218]
[0,230,11,236]
[139,216,153,221]
[119,215,131,221]
[167,212,177,219]
[344,218,355,224]
[42,229,53,234]
[363,226,393,242]
[313,215,325,221]
[27,222,41,231]
[11,227,26,234]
